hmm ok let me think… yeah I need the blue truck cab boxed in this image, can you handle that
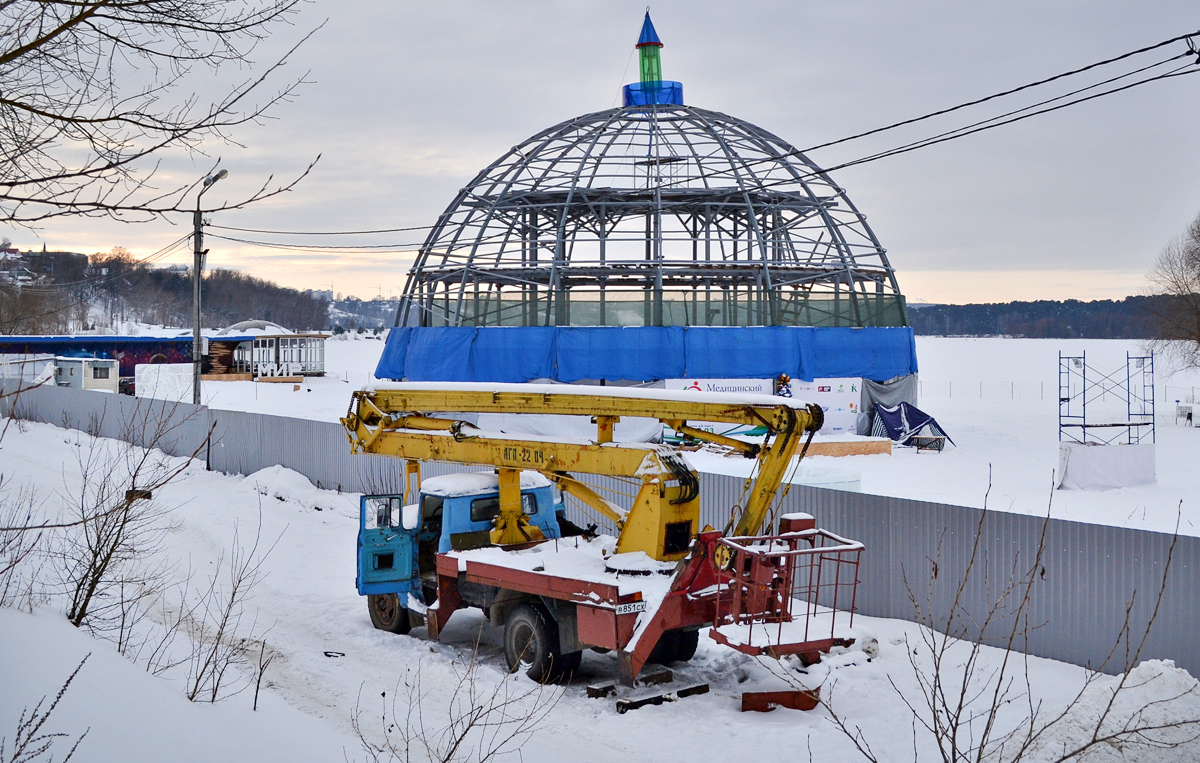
[357,471,565,607]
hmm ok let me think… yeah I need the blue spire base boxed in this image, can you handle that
[623,81,684,107]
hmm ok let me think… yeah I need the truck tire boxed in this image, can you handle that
[368,593,412,634]
[503,603,580,682]
[648,628,700,664]
[647,630,680,665]
[674,629,700,662]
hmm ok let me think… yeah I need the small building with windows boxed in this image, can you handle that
[54,356,119,393]
[210,320,327,379]
[0,321,328,389]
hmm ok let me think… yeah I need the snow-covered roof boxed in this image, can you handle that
[217,320,294,336]
[421,471,551,498]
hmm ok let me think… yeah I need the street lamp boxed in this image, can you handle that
[193,168,227,405]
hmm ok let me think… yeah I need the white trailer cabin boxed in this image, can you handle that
[54,357,119,393]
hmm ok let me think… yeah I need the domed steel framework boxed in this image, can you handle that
[398,104,907,329]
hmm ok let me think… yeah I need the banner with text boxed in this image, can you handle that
[663,377,861,435]
[663,378,774,437]
[787,377,861,434]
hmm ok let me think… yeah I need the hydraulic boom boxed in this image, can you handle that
[342,382,822,560]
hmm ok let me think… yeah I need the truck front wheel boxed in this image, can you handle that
[368,593,412,634]
[503,603,580,682]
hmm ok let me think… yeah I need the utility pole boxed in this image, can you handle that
[193,169,227,405]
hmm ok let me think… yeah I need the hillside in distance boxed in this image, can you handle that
[1,248,328,333]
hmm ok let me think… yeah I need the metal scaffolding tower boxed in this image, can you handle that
[1058,351,1155,445]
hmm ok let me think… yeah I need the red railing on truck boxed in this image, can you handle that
[709,513,863,662]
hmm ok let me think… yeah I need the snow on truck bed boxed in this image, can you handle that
[448,535,674,600]
[449,535,679,652]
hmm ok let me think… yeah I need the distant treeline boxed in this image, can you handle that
[93,252,328,330]
[909,296,1168,338]
[1,249,328,332]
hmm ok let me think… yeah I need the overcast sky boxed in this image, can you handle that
[5,1,1199,304]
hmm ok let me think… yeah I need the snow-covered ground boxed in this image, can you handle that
[203,334,1200,536]
[6,333,1200,761]
[4,420,1199,762]
[857,338,1200,535]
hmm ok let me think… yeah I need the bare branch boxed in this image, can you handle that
[0,0,319,225]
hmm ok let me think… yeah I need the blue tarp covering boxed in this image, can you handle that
[375,326,917,384]
[402,327,475,382]
[809,327,918,380]
[683,327,801,379]
[470,327,556,382]
[557,327,685,381]
[374,326,411,381]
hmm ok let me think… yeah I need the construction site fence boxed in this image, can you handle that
[3,381,1196,679]
[921,379,1199,406]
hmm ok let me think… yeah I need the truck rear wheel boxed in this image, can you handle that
[647,630,680,664]
[368,593,412,634]
[674,629,700,661]
[648,628,700,664]
[503,603,580,682]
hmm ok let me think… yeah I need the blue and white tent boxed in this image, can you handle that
[871,402,954,447]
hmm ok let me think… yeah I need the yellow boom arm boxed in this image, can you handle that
[342,383,821,559]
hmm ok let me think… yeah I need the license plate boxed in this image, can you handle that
[615,601,646,615]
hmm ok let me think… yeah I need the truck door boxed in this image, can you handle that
[357,495,418,596]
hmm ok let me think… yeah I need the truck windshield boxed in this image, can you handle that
[422,494,444,522]
[470,493,536,523]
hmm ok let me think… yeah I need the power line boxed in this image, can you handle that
[797,29,1200,156]
[207,223,436,236]
[804,64,1200,182]
[205,234,427,253]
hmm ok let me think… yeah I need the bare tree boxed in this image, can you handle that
[0,656,89,763]
[0,481,45,611]
[52,421,180,636]
[0,0,319,225]
[809,483,1200,762]
[0,285,76,334]
[31,399,209,656]
[182,518,277,703]
[1147,211,1200,369]
[351,646,562,763]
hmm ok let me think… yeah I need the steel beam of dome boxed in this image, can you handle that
[398,105,907,330]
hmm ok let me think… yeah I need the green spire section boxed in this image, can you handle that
[639,41,663,84]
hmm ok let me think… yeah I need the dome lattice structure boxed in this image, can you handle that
[399,16,906,331]
[400,105,906,329]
